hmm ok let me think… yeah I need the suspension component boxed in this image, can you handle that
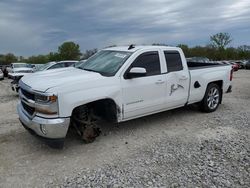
[71,105,101,143]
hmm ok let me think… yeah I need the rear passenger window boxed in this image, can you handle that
[164,51,183,72]
[130,51,161,77]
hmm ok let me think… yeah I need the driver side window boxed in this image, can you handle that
[128,51,161,77]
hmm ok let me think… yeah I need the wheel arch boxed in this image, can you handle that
[206,80,223,103]
[71,98,121,123]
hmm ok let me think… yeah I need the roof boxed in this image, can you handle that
[11,62,27,64]
[58,60,79,63]
[104,45,180,52]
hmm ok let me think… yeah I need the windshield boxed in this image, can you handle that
[78,50,132,76]
[13,64,28,68]
[72,60,86,68]
[37,62,56,71]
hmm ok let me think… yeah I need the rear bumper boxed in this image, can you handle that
[17,102,70,139]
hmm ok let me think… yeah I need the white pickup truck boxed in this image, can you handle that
[17,45,233,148]
[7,63,33,78]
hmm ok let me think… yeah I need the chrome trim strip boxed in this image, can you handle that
[20,101,34,119]
[19,90,35,107]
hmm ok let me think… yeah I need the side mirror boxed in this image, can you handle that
[127,67,146,79]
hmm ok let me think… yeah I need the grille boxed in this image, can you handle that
[21,88,35,100]
[21,101,35,116]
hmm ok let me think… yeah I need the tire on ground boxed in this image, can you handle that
[200,83,222,113]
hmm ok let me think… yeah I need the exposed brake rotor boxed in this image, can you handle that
[72,106,101,143]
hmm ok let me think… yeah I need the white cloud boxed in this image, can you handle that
[0,2,47,55]
[0,0,250,55]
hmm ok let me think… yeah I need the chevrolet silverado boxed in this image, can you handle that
[17,45,233,148]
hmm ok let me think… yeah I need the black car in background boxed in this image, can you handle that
[245,60,250,70]
[0,65,10,77]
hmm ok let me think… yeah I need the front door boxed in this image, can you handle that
[121,51,166,120]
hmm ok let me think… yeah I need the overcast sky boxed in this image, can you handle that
[0,0,250,56]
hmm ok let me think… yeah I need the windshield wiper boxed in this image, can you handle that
[78,67,108,76]
[77,67,84,70]
[83,68,100,73]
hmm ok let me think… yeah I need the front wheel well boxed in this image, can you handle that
[72,99,119,123]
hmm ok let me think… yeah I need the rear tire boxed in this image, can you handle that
[200,83,221,113]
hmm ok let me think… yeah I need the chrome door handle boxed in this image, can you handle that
[179,75,188,80]
[155,80,165,84]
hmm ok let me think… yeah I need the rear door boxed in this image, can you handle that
[163,51,189,108]
[121,51,166,119]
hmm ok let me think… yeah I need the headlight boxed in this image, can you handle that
[34,93,58,115]
[35,94,57,103]
[35,106,57,115]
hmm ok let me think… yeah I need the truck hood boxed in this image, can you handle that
[21,67,103,92]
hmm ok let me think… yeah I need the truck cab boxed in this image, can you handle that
[119,46,190,119]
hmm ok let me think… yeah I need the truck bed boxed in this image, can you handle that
[187,61,228,70]
[187,63,232,104]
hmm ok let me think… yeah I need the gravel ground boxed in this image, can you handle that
[0,70,249,187]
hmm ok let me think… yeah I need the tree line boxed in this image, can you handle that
[0,33,249,65]
[158,33,250,60]
[0,42,98,65]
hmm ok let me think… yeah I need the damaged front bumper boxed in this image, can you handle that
[17,102,70,146]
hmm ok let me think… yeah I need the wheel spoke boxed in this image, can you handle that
[213,89,217,95]
[214,94,219,98]
[207,86,220,110]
